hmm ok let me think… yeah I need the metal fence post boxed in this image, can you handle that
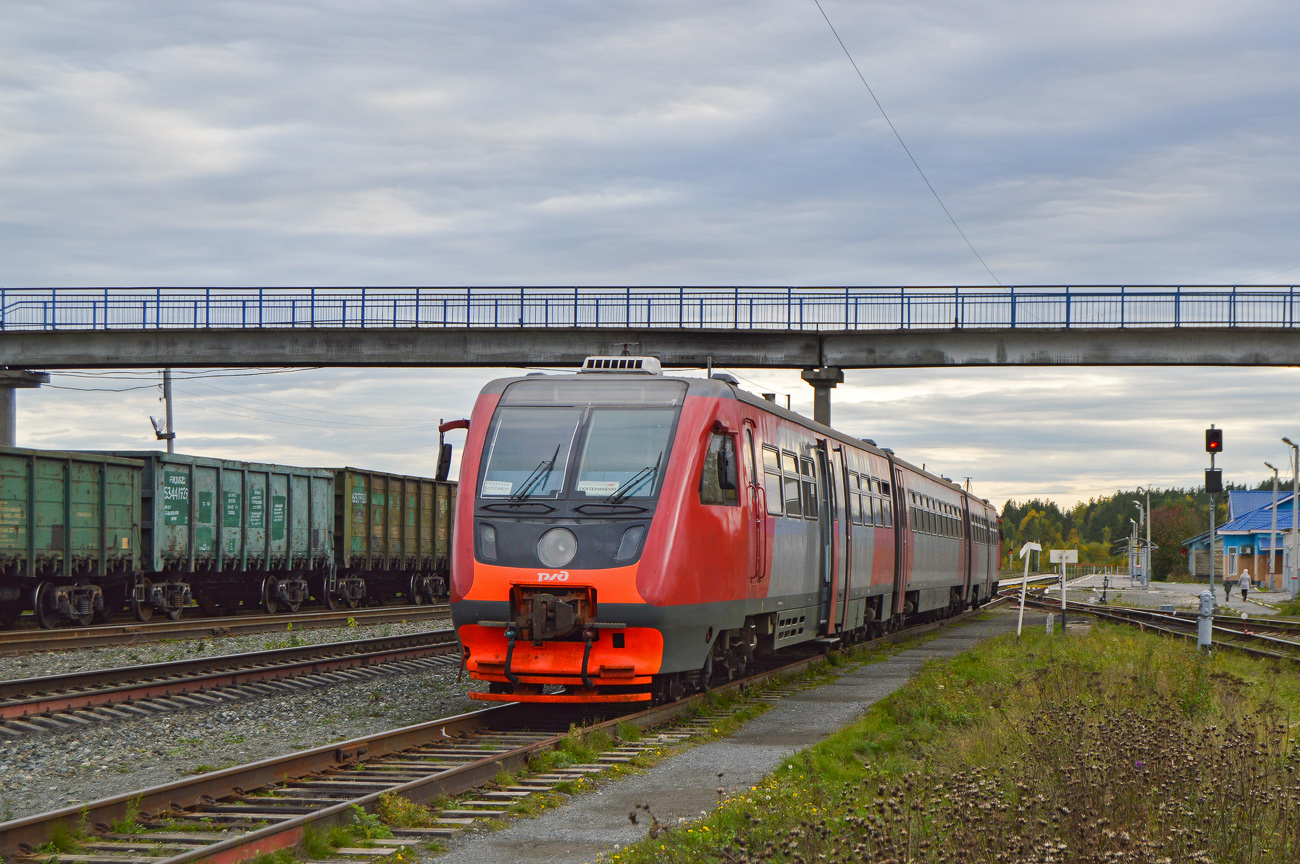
[361,287,366,329]
[899,287,904,330]
[1175,286,1181,327]
[310,287,315,328]
[155,287,160,329]
[259,287,264,328]
[1010,286,1016,328]
[1231,285,1237,327]
[1065,286,1071,329]
[1120,286,1125,328]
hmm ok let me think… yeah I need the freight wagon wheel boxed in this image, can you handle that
[132,578,154,622]
[344,595,360,610]
[32,581,59,630]
[164,602,184,622]
[408,575,425,606]
[261,577,280,614]
[320,588,341,611]
[0,601,21,629]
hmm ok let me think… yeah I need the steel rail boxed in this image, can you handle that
[0,602,995,863]
[0,629,459,723]
[0,604,449,655]
[1021,597,1300,663]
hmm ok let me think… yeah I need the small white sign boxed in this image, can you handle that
[481,480,513,496]
[1049,549,1079,564]
[577,480,620,495]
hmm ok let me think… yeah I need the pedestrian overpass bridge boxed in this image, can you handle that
[1,285,1297,426]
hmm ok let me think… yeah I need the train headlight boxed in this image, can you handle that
[537,527,578,568]
[479,524,498,561]
[614,525,646,562]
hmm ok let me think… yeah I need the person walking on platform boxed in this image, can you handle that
[1223,571,1234,604]
[1239,570,1252,602]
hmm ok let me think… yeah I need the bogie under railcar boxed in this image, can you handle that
[451,358,1000,703]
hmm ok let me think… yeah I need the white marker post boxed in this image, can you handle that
[1016,542,1042,643]
[1049,548,1079,629]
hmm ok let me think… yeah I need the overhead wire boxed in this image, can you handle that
[811,0,1001,285]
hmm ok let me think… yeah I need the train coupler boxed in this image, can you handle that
[509,585,595,642]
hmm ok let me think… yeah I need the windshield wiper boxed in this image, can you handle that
[510,444,561,501]
[605,451,662,504]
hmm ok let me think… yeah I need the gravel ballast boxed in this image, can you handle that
[0,617,451,682]
[0,651,484,822]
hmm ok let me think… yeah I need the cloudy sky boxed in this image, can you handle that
[4,1,1300,507]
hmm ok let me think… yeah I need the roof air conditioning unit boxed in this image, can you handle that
[580,356,662,375]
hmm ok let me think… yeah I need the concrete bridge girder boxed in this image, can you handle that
[2,327,1296,430]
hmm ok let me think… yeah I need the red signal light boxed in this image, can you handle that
[1206,427,1223,453]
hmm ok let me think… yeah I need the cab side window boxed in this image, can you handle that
[699,433,739,506]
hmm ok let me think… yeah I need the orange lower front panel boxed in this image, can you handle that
[470,690,653,704]
[459,624,664,687]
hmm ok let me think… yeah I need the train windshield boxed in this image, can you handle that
[574,409,675,499]
[479,407,581,499]
[479,378,686,502]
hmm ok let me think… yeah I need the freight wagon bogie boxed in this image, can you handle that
[451,359,1002,704]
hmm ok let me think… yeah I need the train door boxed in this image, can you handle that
[835,446,852,632]
[815,443,836,630]
[960,498,973,604]
[890,461,910,620]
[744,425,765,584]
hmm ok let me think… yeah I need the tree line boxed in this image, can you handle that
[997,480,1283,580]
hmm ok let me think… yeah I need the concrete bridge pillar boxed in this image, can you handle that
[0,370,49,446]
[800,366,844,427]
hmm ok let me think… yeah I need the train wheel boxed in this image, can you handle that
[261,577,280,614]
[284,596,302,614]
[409,575,425,606]
[321,588,341,610]
[344,595,360,610]
[0,601,21,629]
[132,578,155,622]
[164,602,184,621]
[33,582,59,630]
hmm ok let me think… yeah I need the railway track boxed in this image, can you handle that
[0,603,993,864]
[0,605,450,655]
[1020,595,1300,662]
[0,629,461,738]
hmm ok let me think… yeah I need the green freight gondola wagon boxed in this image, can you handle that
[332,468,455,607]
[0,447,142,628]
[97,452,335,618]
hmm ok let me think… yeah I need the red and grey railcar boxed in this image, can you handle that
[451,357,1000,703]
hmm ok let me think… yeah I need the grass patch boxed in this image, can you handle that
[35,820,84,855]
[375,793,436,828]
[301,823,353,859]
[349,804,393,840]
[614,621,1300,863]
[248,850,298,864]
[110,798,145,835]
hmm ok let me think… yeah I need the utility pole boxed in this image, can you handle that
[150,368,176,453]
[1266,462,1279,591]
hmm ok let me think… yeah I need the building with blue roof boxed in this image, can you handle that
[1184,489,1300,587]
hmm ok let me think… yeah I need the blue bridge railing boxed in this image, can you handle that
[0,286,1297,331]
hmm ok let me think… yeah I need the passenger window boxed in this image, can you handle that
[881,498,893,528]
[782,451,802,518]
[800,458,818,519]
[763,446,783,515]
[848,474,861,523]
[699,434,739,506]
[866,495,877,526]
